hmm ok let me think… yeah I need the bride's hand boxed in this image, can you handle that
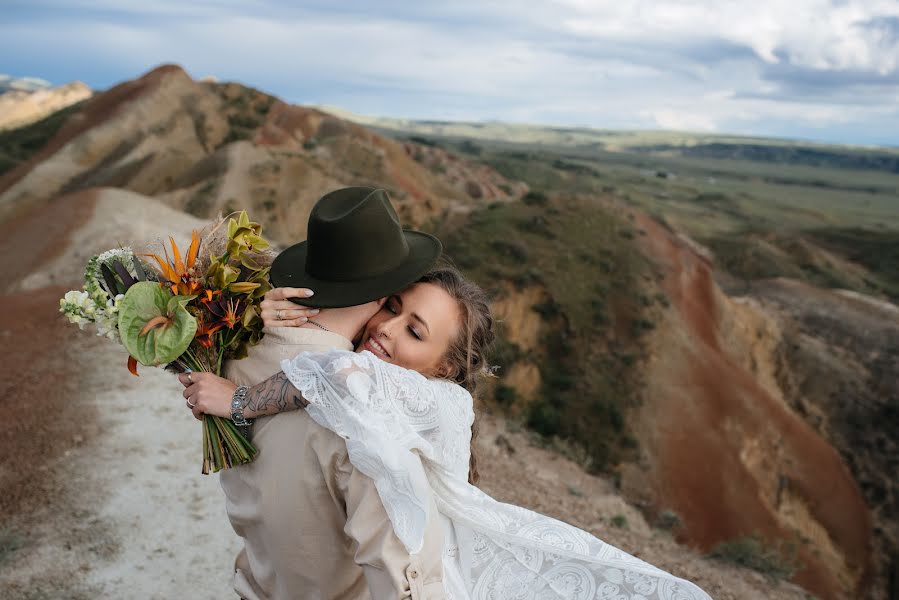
[261,287,319,327]
[177,372,238,420]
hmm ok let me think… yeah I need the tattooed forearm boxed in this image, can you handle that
[244,372,309,418]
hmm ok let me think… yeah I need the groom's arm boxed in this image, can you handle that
[338,448,446,599]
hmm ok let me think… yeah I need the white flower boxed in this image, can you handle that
[63,290,88,305]
[97,247,134,264]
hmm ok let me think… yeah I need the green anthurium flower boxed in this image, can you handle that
[118,282,198,366]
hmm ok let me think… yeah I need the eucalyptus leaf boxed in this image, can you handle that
[132,256,147,281]
[112,260,137,290]
[118,282,197,366]
[100,263,121,296]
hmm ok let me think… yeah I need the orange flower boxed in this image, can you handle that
[195,314,225,348]
[202,293,245,330]
[220,297,243,329]
[143,231,202,296]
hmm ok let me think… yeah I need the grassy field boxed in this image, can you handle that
[365,121,899,301]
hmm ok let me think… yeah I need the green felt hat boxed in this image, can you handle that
[270,187,442,308]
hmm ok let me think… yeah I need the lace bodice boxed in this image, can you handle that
[282,350,712,600]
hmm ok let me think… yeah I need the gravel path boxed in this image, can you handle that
[1,313,240,599]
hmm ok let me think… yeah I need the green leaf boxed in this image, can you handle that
[239,253,262,271]
[118,282,197,366]
[166,294,197,315]
[228,281,260,294]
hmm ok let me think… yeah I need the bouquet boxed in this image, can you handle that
[60,211,272,473]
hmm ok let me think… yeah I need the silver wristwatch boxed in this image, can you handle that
[230,385,253,433]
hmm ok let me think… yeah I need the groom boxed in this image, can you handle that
[199,188,446,599]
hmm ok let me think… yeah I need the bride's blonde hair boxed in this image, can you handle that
[416,266,494,485]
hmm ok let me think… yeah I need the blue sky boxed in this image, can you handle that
[3,0,898,146]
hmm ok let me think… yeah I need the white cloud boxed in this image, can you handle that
[2,0,897,143]
[556,0,899,74]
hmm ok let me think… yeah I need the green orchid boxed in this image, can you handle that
[226,211,269,256]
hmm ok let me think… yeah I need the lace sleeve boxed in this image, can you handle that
[280,349,474,553]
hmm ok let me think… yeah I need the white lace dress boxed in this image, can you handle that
[281,350,712,600]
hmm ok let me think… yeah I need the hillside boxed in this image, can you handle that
[1,64,896,600]
[361,117,898,600]
[0,65,524,243]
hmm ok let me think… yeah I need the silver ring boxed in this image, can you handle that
[187,397,196,409]
[276,309,284,321]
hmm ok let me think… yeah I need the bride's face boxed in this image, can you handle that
[358,282,461,376]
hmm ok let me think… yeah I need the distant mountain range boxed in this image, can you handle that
[0,74,54,93]
[0,75,92,131]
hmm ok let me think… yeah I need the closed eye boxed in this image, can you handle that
[384,296,400,314]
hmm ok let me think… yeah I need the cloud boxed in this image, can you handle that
[1,0,897,144]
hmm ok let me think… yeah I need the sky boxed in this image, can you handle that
[2,0,899,146]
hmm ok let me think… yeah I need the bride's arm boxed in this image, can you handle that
[178,370,307,420]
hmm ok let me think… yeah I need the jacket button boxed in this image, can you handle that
[409,569,419,579]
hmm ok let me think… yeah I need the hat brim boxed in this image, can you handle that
[269,231,442,308]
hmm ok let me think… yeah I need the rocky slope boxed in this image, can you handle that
[744,279,899,600]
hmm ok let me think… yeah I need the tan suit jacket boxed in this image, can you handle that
[221,327,445,599]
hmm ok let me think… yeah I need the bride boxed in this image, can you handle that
[182,267,712,600]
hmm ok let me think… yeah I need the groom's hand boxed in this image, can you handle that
[177,372,238,420]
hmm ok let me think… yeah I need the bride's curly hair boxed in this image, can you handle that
[416,266,495,485]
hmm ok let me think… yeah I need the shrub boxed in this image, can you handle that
[490,240,529,262]
[707,534,801,581]
[527,401,561,437]
[495,384,518,406]
[654,510,682,531]
[517,216,555,239]
[632,318,655,334]
[532,300,561,319]
[409,135,439,147]
[522,190,549,205]
[0,528,23,567]
[611,514,628,528]
[459,140,482,155]
[491,336,522,369]
[567,485,584,497]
